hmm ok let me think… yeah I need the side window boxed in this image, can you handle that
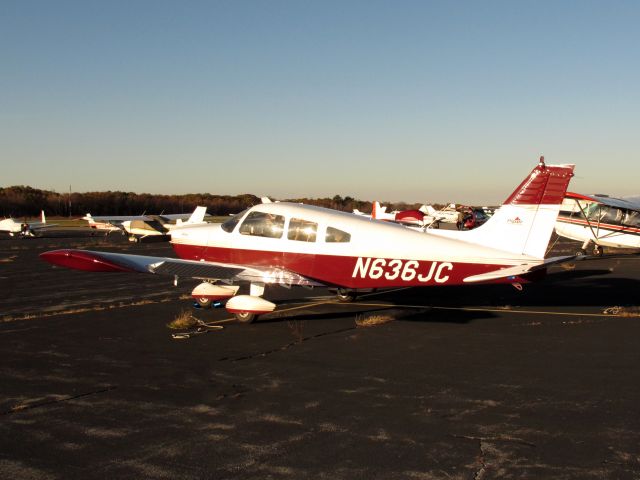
[325,226,351,243]
[239,211,285,239]
[623,210,640,227]
[288,218,317,242]
[584,203,600,222]
[221,208,249,233]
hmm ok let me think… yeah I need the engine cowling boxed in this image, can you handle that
[225,295,276,315]
[191,283,240,302]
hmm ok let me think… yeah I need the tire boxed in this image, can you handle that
[575,249,587,257]
[336,288,357,303]
[196,297,212,309]
[593,245,604,256]
[235,312,257,324]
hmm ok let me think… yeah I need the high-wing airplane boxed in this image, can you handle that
[555,192,640,256]
[82,207,208,241]
[41,158,575,324]
[83,214,126,234]
[0,211,56,237]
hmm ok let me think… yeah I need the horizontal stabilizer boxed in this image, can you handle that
[463,255,576,283]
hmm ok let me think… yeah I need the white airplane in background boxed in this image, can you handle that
[83,214,125,234]
[0,211,56,237]
[42,157,575,324]
[555,192,640,256]
[82,206,208,241]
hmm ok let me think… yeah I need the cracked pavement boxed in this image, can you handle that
[1,234,640,479]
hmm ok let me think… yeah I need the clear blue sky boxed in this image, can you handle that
[2,0,639,204]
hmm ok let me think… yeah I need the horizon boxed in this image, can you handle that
[2,1,639,204]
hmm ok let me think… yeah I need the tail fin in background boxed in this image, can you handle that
[41,210,46,224]
[424,205,437,216]
[186,206,207,224]
[459,157,575,259]
[371,201,380,220]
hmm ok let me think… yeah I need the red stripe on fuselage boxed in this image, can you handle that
[171,242,523,288]
[556,217,640,235]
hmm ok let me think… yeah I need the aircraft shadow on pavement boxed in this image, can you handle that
[374,274,640,310]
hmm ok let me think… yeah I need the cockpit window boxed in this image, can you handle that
[239,211,285,239]
[288,218,317,242]
[221,208,249,233]
[325,226,350,243]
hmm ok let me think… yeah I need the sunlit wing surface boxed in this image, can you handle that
[40,249,323,287]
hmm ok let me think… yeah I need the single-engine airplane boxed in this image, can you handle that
[82,206,208,241]
[555,192,640,256]
[41,157,575,323]
[0,211,56,237]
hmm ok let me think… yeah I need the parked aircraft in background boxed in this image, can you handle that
[0,211,56,237]
[41,157,575,324]
[354,202,442,228]
[82,207,208,242]
[83,214,124,234]
[555,192,640,256]
[121,206,208,242]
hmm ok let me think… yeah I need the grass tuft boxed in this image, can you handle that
[167,309,199,329]
[603,306,640,317]
[355,314,395,327]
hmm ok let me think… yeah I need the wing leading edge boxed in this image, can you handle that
[40,249,322,287]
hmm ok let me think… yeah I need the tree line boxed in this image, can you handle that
[0,186,431,218]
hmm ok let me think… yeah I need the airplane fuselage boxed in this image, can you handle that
[170,203,540,289]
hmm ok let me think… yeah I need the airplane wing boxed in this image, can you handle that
[566,192,640,211]
[463,256,577,283]
[83,214,150,223]
[40,249,323,287]
[157,213,198,222]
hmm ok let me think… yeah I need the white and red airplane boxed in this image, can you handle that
[41,158,575,323]
[555,192,640,255]
[354,202,441,228]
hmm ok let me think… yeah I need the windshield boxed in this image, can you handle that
[239,211,285,239]
[221,208,250,233]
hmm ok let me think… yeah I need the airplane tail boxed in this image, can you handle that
[459,157,575,259]
[41,210,46,224]
[423,205,437,216]
[371,201,380,220]
[186,206,207,224]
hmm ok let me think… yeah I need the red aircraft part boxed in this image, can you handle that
[39,250,134,272]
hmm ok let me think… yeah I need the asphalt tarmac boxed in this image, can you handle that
[1,231,639,479]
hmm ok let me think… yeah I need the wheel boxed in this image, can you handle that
[575,249,587,257]
[235,311,257,324]
[336,288,357,303]
[195,297,212,309]
[593,245,604,256]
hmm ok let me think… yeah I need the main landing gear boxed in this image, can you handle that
[576,241,603,257]
[335,288,358,303]
[191,281,274,324]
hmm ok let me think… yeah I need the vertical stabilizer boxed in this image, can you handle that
[458,157,575,259]
[41,210,46,224]
[186,206,207,224]
[371,201,380,220]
